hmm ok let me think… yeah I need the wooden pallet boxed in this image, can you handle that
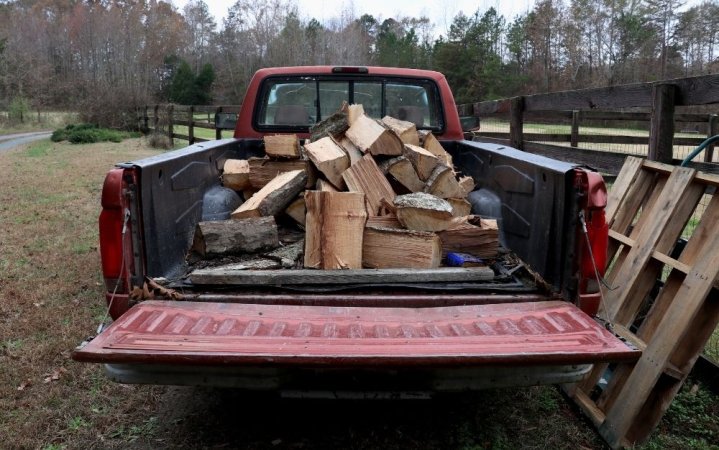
[565,156,719,448]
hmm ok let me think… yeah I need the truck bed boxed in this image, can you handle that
[129,138,578,298]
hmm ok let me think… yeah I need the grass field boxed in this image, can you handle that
[0,138,717,449]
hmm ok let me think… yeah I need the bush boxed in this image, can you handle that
[147,132,172,149]
[51,123,139,144]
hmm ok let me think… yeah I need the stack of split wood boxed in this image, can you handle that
[193,104,499,271]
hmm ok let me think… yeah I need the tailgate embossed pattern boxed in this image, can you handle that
[74,301,639,366]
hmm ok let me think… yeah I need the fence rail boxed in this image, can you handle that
[138,104,241,145]
[456,73,719,175]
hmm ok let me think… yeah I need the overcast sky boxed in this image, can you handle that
[172,0,536,37]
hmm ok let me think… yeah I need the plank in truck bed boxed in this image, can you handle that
[189,267,495,286]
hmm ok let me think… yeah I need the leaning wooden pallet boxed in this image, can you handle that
[565,156,719,449]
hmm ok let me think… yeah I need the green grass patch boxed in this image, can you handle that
[51,123,140,144]
[25,140,52,157]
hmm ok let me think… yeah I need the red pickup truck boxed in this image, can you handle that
[74,66,637,394]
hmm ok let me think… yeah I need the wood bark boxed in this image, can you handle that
[231,170,307,219]
[342,154,397,215]
[191,217,279,257]
[304,191,367,270]
[394,192,454,232]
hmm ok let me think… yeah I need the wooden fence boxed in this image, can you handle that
[456,73,719,175]
[138,104,242,145]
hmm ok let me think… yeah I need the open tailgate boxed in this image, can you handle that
[74,300,638,366]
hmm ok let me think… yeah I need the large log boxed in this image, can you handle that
[439,217,499,259]
[231,170,307,219]
[248,157,316,189]
[394,192,454,232]
[304,191,367,270]
[222,159,251,191]
[345,114,403,156]
[263,134,301,159]
[191,217,279,257]
[304,136,350,189]
[380,156,425,193]
[363,226,441,269]
[381,116,420,145]
[342,154,397,215]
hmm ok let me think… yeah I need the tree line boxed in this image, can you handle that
[0,0,717,127]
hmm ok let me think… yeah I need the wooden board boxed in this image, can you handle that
[190,266,495,285]
[342,154,397,215]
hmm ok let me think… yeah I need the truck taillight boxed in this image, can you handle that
[99,168,130,293]
[576,170,609,316]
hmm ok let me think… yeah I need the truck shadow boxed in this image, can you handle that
[141,385,603,449]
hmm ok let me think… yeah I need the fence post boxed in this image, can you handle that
[705,114,718,163]
[648,83,676,163]
[215,106,223,140]
[153,104,159,132]
[571,110,580,148]
[168,104,174,147]
[510,96,525,150]
[189,106,195,145]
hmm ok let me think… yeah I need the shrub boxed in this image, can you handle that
[51,123,139,144]
[147,132,172,149]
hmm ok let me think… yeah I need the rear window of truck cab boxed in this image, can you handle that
[255,77,444,132]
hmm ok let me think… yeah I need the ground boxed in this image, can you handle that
[0,137,717,449]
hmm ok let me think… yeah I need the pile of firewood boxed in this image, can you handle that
[191,104,498,271]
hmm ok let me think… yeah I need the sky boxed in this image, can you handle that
[172,0,536,37]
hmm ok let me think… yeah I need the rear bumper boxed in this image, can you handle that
[104,363,593,393]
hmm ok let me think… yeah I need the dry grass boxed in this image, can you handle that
[0,136,716,449]
[0,138,163,449]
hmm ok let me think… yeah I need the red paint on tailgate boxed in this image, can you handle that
[74,301,638,366]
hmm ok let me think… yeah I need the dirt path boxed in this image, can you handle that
[0,131,52,153]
